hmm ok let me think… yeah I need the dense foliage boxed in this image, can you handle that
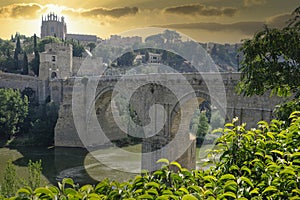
[237,7,299,97]
[0,88,28,138]
[2,111,299,199]
[0,160,42,198]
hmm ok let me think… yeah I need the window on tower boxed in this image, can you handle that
[51,27,54,32]
[52,56,56,62]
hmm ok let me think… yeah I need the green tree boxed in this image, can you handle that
[197,111,209,140]
[33,34,37,52]
[117,52,136,66]
[13,48,19,70]
[0,161,17,197]
[22,52,28,75]
[0,40,14,57]
[37,36,61,52]
[162,30,181,44]
[66,40,85,57]
[31,52,40,76]
[0,88,28,139]
[237,7,299,97]
[15,36,22,54]
[145,34,164,44]
[237,7,300,122]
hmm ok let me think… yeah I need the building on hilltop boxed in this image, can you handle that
[41,13,98,43]
[66,34,98,44]
[102,35,142,47]
[41,13,67,39]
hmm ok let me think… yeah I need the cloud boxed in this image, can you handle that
[156,12,292,37]
[63,6,139,18]
[0,3,138,19]
[0,3,42,18]
[266,13,292,28]
[164,4,238,17]
[158,21,264,35]
[244,0,266,7]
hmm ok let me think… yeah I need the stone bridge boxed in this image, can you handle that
[52,72,282,171]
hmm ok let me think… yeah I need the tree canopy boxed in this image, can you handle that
[0,88,28,138]
[237,7,300,97]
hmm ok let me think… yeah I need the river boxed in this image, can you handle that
[0,144,212,186]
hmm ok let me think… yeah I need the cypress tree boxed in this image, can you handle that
[33,34,37,52]
[16,36,21,54]
[23,52,28,75]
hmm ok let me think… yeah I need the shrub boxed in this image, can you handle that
[7,111,300,199]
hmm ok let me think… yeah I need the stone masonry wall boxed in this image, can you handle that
[0,72,41,101]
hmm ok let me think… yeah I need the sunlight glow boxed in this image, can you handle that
[44,4,66,15]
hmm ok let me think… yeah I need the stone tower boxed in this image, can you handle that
[39,43,73,80]
[38,43,73,103]
[41,13,67,39]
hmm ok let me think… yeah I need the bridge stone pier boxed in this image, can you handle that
[54,72,282,171]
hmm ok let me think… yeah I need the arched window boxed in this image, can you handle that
[51,71,57,79]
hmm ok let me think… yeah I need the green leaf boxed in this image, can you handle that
[292,152,300,158]
[156,195,171,200]
[249,188,259,195]
[17,187,32,195]
[187,186,201,193]
[138,194,154,199]
[134,189,144,194]
[219,174,235,181]
[241,176,254,188]
[262,186,277,195]
[224,180,237,193]
[182,194,198,200]
[292,189,300,195]
[270,150,284,157]
[179,188,189,194]
[156,158,169,165]
[64,188,78,196]
[229,165,239,171]
[241,166,251,175]
[48,186,59,194]
[221,192,236,199]
[147,188,158,196]
[145,182,160,189]
[62,178,75,187]
[280,167,295,176]
[80,184,94,193]
[203,175,217,182]
[170,161,182,171]
[34,187,55,197]
[266,132,275,140]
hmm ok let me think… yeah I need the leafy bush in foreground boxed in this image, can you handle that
[3,111,300,200]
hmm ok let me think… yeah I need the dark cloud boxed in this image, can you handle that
[158,21,264,35]
[266,13,292,28]
[64,7,139,18]
[156,12,292,36]
[0,3,42,18]
[164,4,238,17]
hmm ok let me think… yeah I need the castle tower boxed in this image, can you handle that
[39,43,73,80]
[38,43,73,103]
[41,13,67,39]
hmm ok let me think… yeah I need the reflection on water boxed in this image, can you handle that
[0,145,140,185]
[0,144,211,185]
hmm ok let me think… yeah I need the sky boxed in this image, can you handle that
[0,0,298,43]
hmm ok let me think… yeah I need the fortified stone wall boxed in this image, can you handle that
[0,72,41,101]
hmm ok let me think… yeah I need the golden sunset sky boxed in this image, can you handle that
[0,0,298,43]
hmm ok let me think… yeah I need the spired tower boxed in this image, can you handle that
[41,13,67,39]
